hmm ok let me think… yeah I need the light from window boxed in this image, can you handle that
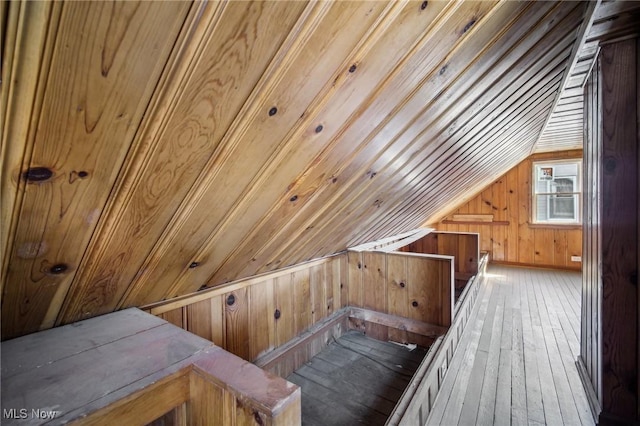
[532,159,582,224]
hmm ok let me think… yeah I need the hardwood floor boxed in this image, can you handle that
[287,330,428,426]
[427,264,593,426]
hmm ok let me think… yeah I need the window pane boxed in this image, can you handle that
[535,194,578,222]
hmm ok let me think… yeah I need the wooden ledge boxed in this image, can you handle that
[190,347,300,416]
[348,308,448,338]
[441,220,510,225]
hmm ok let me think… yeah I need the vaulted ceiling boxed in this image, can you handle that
[1,0,633,339]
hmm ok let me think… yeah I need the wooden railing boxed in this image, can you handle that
[1,309,300,425]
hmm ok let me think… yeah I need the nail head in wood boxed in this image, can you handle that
[227,294,236,306]
[274,309,281,320]
[268,107,278,116]
[399,282,405,288]
[315,124,323,133]
[349,64,357,73]
[412,300,419,307]
[50,263,68,274]
[23,167,53,182]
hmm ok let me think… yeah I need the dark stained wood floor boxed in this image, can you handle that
[427,264,593,426]
[287,330,428,426]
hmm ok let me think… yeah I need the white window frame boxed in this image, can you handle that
[531,159,582,225]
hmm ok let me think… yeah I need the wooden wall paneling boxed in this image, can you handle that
[491,177,507,261]
[387,253,409,344]
[517,158,535,264]
[330,1,581,253]
[204,0,453,284]
[158,308,185,330]
[567,228,582,266]
[249,279,275,361]
[534,228,555,266]
[1,1,59,277]
[598,39,638,421]
[553,229,568,268]
[441,259,454,327]
[240,0,502,274]
[387,254,409,318]
[224,287,250,360]
[1,1,192,340]
[506,167,520,263]
[406,257,432,324]
[347,251,363,307]
[186,299,221,347]
[339,253,349,310]
[438,150,583,270]
[57,1,308,324]
[362,251,387,313]
[309,264,326,324]
[456,203,470,233]
[479,188,494,256]
[329,256,340,314]
[274,274,295,349]
[128,1,389,300]
[325,260,335,316]
[293,269,311,337]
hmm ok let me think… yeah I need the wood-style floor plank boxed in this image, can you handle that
[427,264,593,426]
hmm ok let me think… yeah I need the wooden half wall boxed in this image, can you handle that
[144,254,347,363]
[145,246,455,368]
[397,231,479,290]
[435,150,583,270]
[347,250,454,328]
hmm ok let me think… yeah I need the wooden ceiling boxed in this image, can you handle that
[1,0,595,339]
[535,0,640,153]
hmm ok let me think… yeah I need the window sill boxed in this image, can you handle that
[528,223,582,230]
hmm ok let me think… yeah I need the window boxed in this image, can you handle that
[532,159,582,224]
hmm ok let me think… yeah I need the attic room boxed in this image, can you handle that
[1,0,638,425]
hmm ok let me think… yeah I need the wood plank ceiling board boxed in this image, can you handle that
[312,1,586,253]
[209,0,503,283]
[1,0,194,339]
[1,0,611,338]
[534,0,640,153]
[58,1,311,324]
[123,0,399,304]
